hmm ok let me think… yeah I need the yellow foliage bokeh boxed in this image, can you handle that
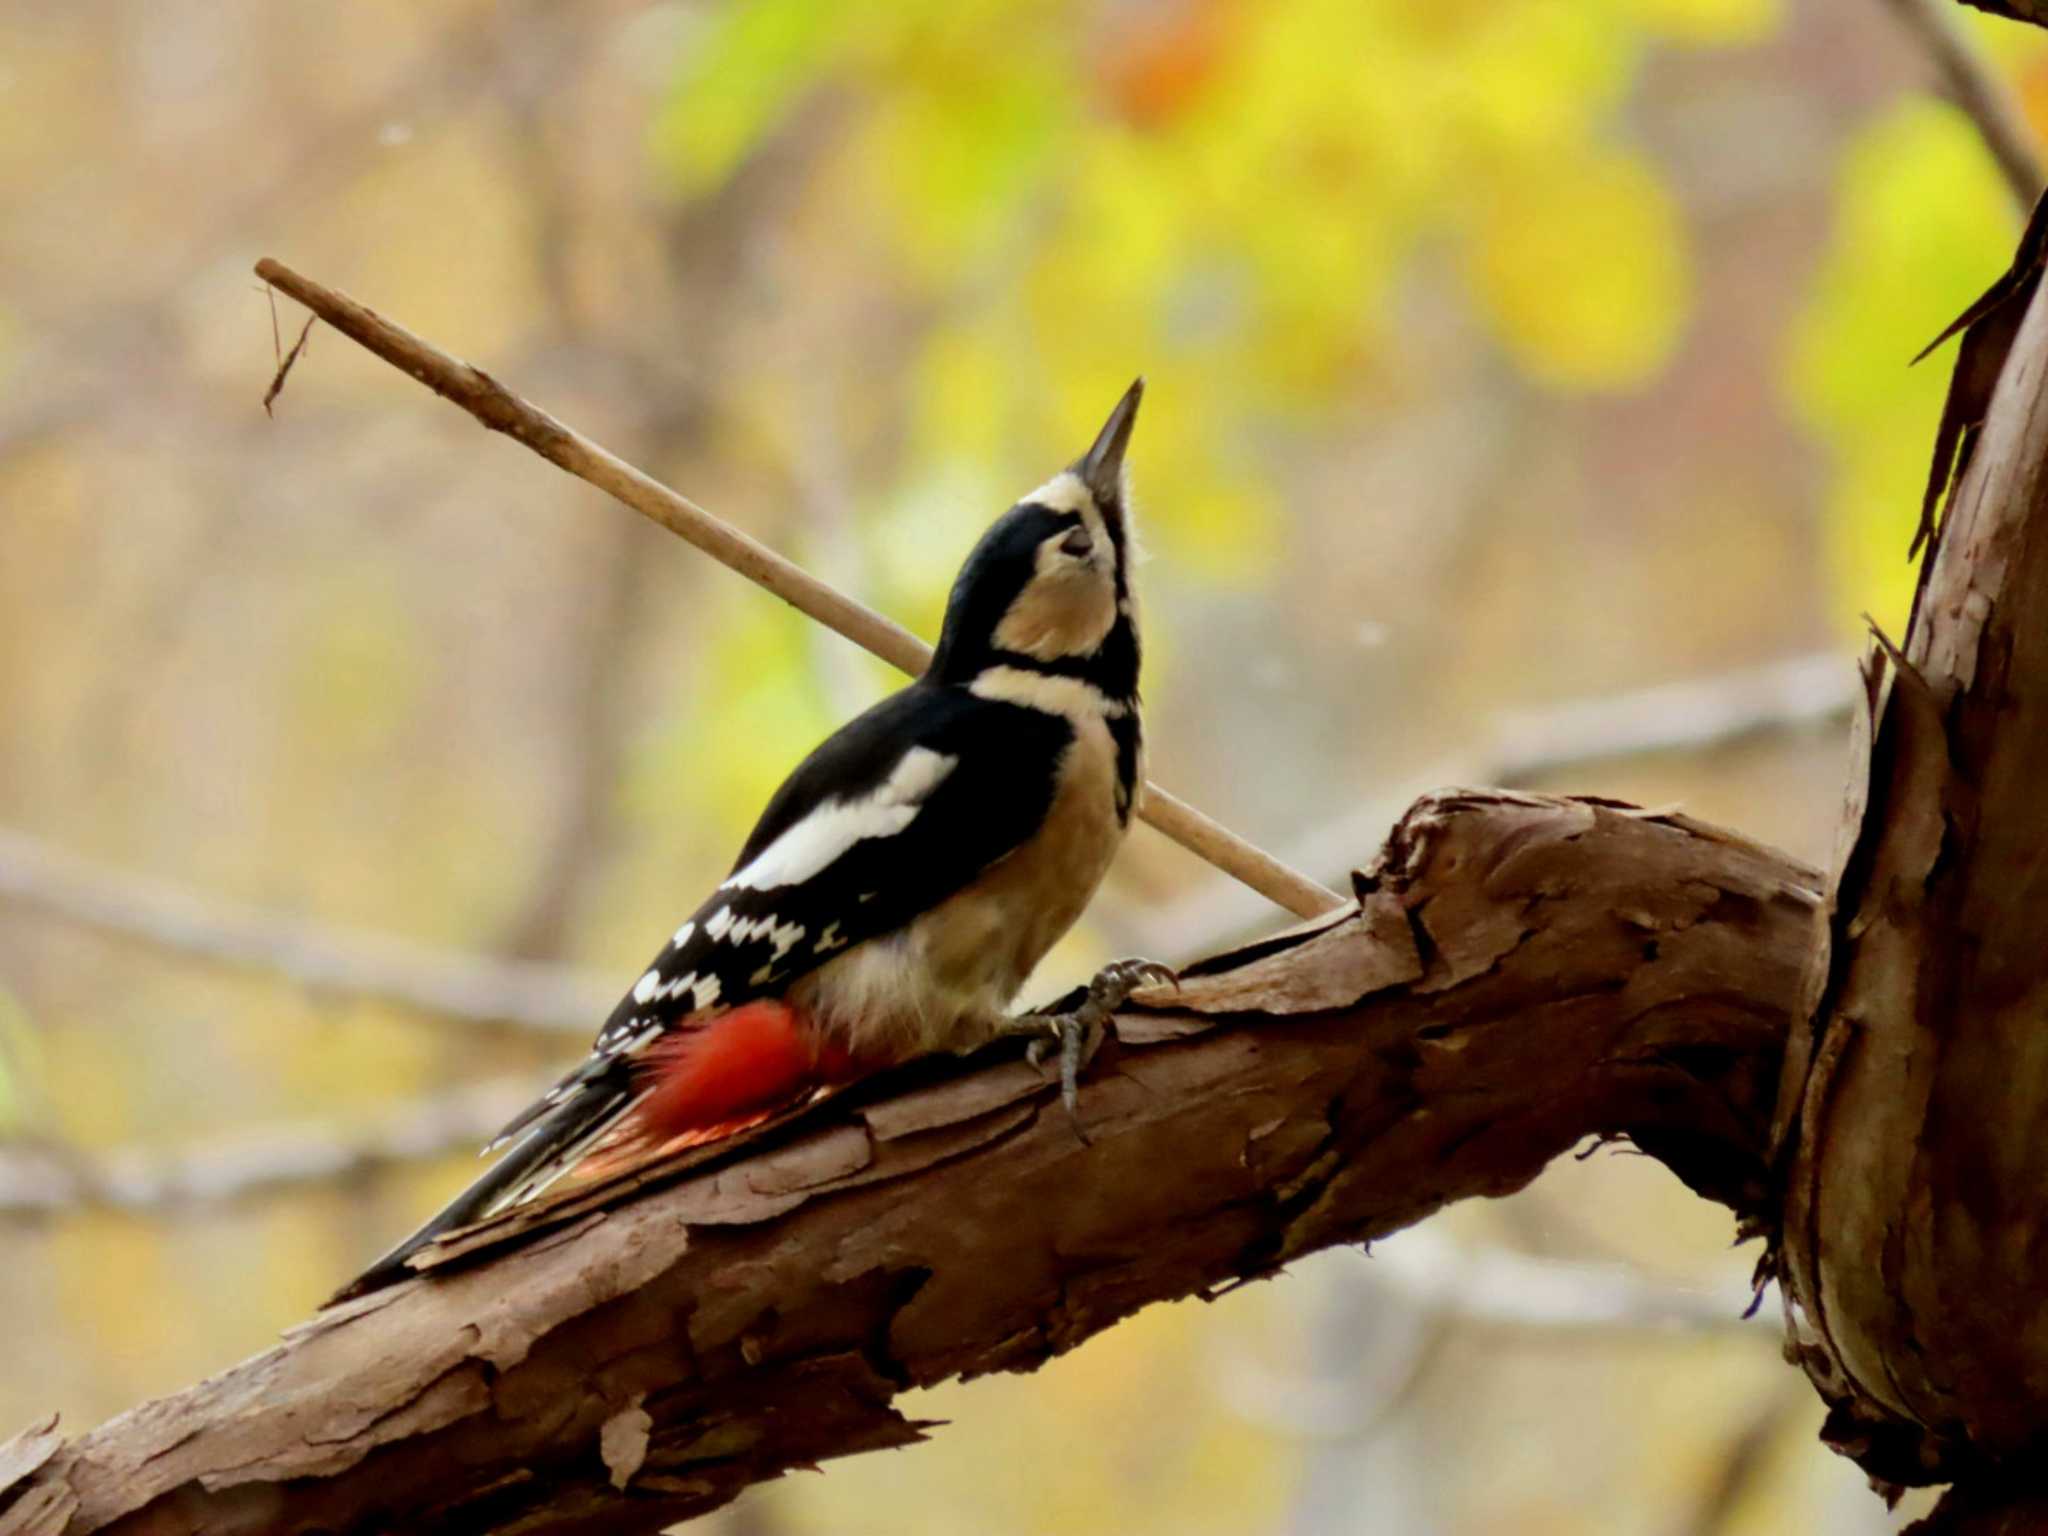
[1784,98,2018,637]
[1468,146,1692,390]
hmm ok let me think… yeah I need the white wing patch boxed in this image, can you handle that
[593,1018,662,1060]
[723,746,958,892]
[630,967,717,1009]
[719,912,806,958]
[606,745,954,1035]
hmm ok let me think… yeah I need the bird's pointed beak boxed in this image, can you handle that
[1076,377,1144,504]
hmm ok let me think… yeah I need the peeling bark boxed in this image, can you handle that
[1774,171,2048,1505]
[0,792,1819,1536]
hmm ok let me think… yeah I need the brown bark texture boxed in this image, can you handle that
[1772,183,2048,1499]
[0,792,1818,1536]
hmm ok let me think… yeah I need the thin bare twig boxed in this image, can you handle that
[251,257,1347,923]
[262,314,315,417]
[0,1077,537,1217]
[1884,0,2044,208]
[0,826,609,1037]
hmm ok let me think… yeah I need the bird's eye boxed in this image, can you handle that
[1060,528,1093,558]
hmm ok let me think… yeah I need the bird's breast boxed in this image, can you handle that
[796,691,1135,1061]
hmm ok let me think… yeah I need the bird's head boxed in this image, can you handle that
[929,378,1144,698]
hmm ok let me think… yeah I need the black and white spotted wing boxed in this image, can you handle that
[488,680,1076,1147]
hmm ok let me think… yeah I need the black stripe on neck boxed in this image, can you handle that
[967,634,1140,702]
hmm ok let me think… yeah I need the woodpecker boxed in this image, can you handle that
[343,380,1170,1297]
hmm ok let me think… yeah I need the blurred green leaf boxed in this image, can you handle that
[651,0,856,196]
[1784,98,2017,634]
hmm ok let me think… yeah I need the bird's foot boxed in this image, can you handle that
[1008,958,1178,1140]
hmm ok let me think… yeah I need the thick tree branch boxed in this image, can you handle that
[250,258,1344,923]
[0,792,1820,1536]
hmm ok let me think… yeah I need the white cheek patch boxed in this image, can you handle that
[1024,470,1112,557]
[1023,470,1091,515]
[724,746,958,891]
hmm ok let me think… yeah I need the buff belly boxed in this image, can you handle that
[790,709,1130,1061]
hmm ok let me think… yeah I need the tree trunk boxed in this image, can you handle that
[1772,178,2048,1514]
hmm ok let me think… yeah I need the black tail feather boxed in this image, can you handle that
[330,1078,632,1304]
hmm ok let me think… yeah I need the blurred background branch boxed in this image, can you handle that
[0,1075,534,1217]
[1134,649,1857,957]
[1667,1383,1815,1536]
[1887,0,2046,203]
[1485,649,1854,785]
[0,827,609,1036]
[1361,1225,1768,1337]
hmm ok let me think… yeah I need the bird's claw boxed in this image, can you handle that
[1011,957,1180,1141]
[1092,958,1179,1001]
